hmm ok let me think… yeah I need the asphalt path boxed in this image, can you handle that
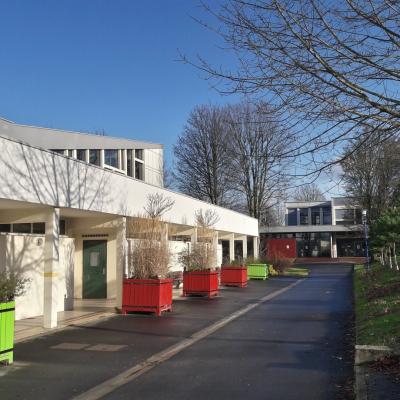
[0,265,354,400]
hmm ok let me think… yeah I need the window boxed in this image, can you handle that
[51,149,64,155]
[89,150,100,166]
[12,223,32,234]
[335,209,354,224]
[77,149,86,162]
[127,150,133,177]
[322,207,332,225]
[287,208,297,226]
[0,224,11,233]
[32,223,45,234]
[135,161,144,180]
[299,208,309,225]
[66,150,74,157]
[135,149,143,160]
[104,149,119,168]
[311,207,320,225]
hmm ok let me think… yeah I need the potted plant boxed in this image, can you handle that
[0,271,28,365]
[221,258,248,287]
[181,209,219,298]
[122,193,174,316]
[246,257,269,280]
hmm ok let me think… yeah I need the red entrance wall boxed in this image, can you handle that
[266,238,297,259]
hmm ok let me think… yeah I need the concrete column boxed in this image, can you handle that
[229,233,235,262]
[100,149,105,168]
[331,233,337,258]
[212,231,219,267]
[116,217,127,309]
[122,149,128,174]
[253,236,259,259]
[85,149,90,163]
[43,207,60,329]
[242,236,248,260]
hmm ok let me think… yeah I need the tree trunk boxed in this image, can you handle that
[394,242,399,271]
[388,247,393,269]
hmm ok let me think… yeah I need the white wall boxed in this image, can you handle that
[0,234,74,320]
[0,136,258,237]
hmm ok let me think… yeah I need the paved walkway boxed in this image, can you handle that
[0,265,354,400]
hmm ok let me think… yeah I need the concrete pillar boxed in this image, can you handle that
[122,149,128,174]
[242,236,248,260]
[229,234,235,262]
[116,217,127,309]
[43,207,60,329]
[85,149,90,163]
[253,236,259,259]
[212,231,219,267]
[331,233,337,258]
[100,149,105,168]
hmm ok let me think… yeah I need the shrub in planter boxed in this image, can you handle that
[123,194,174,316]
[268,256,295,274]
[180,209,219,298]
[221,260,247,288]
[0,271,28,365]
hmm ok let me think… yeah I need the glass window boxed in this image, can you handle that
[287,208,297,226]
[135,149,143,160]
[104,149,119,168]
[322,207,332,225]
[89,150,100,166]
[12,223,32,234]
[32,223,45,234]
[66,150,74,157]
[311,207,321,225]
[135,161,144,180]
[335,209,354,223]
[77,149,86,161]
[127,150,133,177]
[299,208,309,225]
[60,220,66,235]
[51,149,64,155]
[0,224,11,233]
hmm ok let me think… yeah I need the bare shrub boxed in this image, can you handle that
[127,193,174,279]
[179,241,216,271]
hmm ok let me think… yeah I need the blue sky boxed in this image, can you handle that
[0,0,239,163]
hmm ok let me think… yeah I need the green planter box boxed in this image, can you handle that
[0,301,15,365]
[247,264,269,280]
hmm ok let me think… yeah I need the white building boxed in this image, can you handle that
[0,117,258,328]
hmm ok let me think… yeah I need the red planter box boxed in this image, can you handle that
[183,270,219,298]
[221,266,248,287]
[122,278,173,316]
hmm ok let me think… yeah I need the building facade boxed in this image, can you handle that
[0,117,258,327]
[260,198,365,259]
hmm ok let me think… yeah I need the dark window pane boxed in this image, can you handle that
[335,209,354,222]
[51,149,64,154]
[299,208,309,225]
[60,220,66,235]
[104,149,119,168]
[0,224,11,233]
[12,223,31,234]
[135,149,143,160]
[322,207,332,224]
[287,208,297,226]
[311,207,320,225]
[67,150,73,157]
[89,150,100,166]
[127,150,133,177]
[32,223,45,234]
[77,149,86,161]
[135,161,144,180]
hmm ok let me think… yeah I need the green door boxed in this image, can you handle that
[83,240,107,299]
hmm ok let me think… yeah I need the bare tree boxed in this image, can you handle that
[341,133,400,223]
[293,183,326,202]
[173,105,234,206]
[226,101,291,220]
[195,208,220,229]
[186,0,400,176]
[143,193,175,219]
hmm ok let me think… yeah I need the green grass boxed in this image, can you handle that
[283,267,309,277]
[354,263,400,347]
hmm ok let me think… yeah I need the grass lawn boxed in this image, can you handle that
[354,263,400,347]
[283,267,309,277]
